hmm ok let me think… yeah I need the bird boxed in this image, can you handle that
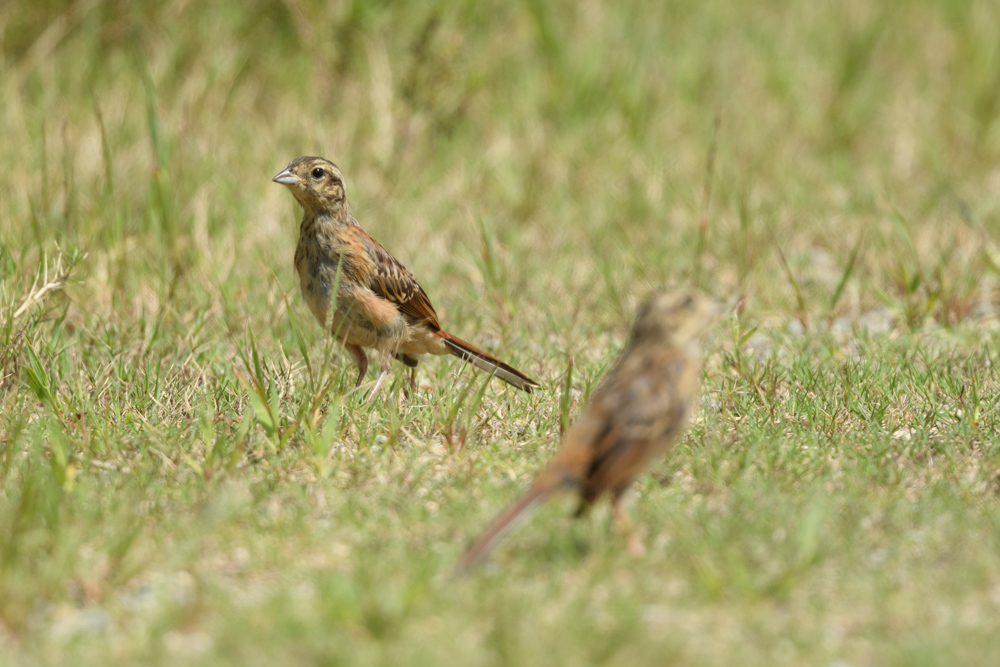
[272,156,539,400]
[457,288,727,570]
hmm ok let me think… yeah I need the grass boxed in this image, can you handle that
[2,0,1000,664]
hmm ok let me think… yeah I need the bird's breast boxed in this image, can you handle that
[295,230,345,325]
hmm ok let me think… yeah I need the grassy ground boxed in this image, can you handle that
[2,0,1000,664]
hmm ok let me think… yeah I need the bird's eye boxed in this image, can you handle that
[311,167,325,179]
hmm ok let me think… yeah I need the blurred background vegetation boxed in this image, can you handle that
[2,1,1000,664]
[3,0,999,333]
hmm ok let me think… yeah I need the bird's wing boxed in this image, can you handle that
[357,227,441,329]
[560,351,693,501]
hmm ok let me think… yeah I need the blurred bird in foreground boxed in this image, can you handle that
[458,288,727,571]
[273,156,538,400]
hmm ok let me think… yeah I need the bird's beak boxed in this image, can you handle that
[272,168,301,186]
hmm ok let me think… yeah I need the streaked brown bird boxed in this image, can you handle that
[273,156,538,399]
[457,288,726,570]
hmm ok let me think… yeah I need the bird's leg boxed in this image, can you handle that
[345,343,368,388]
[393,354,419,398]
[612,492,644,559]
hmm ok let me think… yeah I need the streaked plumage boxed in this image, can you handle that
[458,289,726,570]
[273,156,539,399]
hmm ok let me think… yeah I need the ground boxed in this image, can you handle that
[2,1,1000,665]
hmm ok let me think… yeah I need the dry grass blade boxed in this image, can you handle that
[11,250,81,321]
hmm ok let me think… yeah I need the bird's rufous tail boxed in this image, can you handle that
[437,330,538,393]
[457,482,557,572]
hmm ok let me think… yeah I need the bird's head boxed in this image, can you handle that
[631,288,729,349]
[272,156,347,212]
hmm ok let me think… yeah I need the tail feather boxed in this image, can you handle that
[457,482,557,572]
[438,331,539,393]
